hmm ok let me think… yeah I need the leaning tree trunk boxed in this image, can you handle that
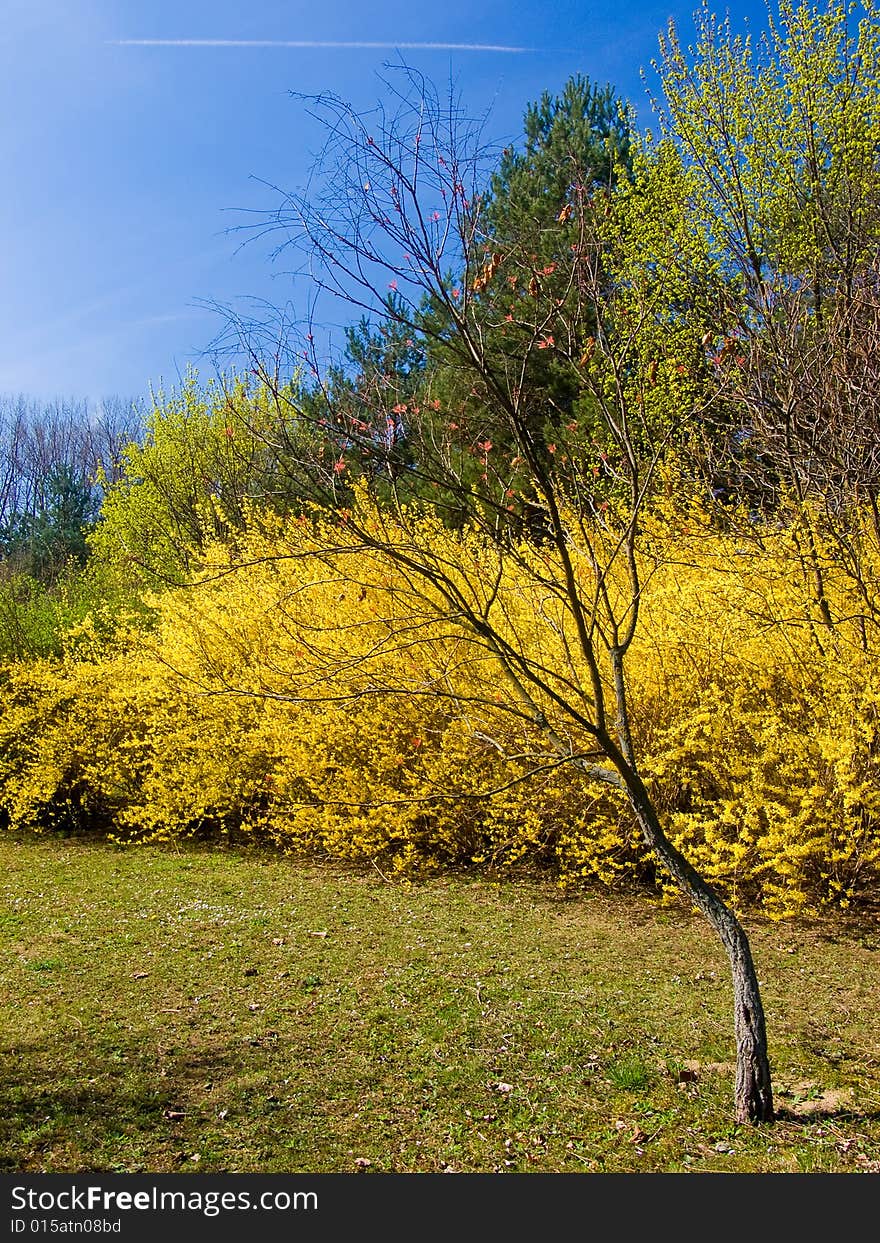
[623,767,774,1123]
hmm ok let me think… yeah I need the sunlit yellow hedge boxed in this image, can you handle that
[2,498,880,916]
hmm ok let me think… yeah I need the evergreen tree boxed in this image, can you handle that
[416,76,633,480]
[0,464,99,581]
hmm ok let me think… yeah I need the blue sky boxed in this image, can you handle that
[1,0,770,404]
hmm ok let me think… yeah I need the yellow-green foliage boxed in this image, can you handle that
[655,0,880,281]
[91,370,308,583]
[3,498,880,916]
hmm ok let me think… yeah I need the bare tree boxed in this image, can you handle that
[0,393,145,522]
[0,392,145,581]
[91,395,147,485]
[216,70,774,1123]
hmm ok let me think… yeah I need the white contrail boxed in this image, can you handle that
[108,39,536,53]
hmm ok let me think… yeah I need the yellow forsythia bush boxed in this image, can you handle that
[1,496,879,916]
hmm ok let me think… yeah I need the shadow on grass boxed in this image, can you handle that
[0,1039,248,1172]
[774,1106,880,1125]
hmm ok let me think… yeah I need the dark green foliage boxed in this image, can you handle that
[313,296,427,491]
[0,465,99,582]
[416,76,632,474]
[474,75,631,432]
[486,75,631,243]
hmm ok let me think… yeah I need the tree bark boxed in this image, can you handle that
[622,766,774,1123]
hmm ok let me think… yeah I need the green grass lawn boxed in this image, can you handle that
[2,833,879,1173]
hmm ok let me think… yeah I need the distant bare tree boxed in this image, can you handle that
[0,393,145,577]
